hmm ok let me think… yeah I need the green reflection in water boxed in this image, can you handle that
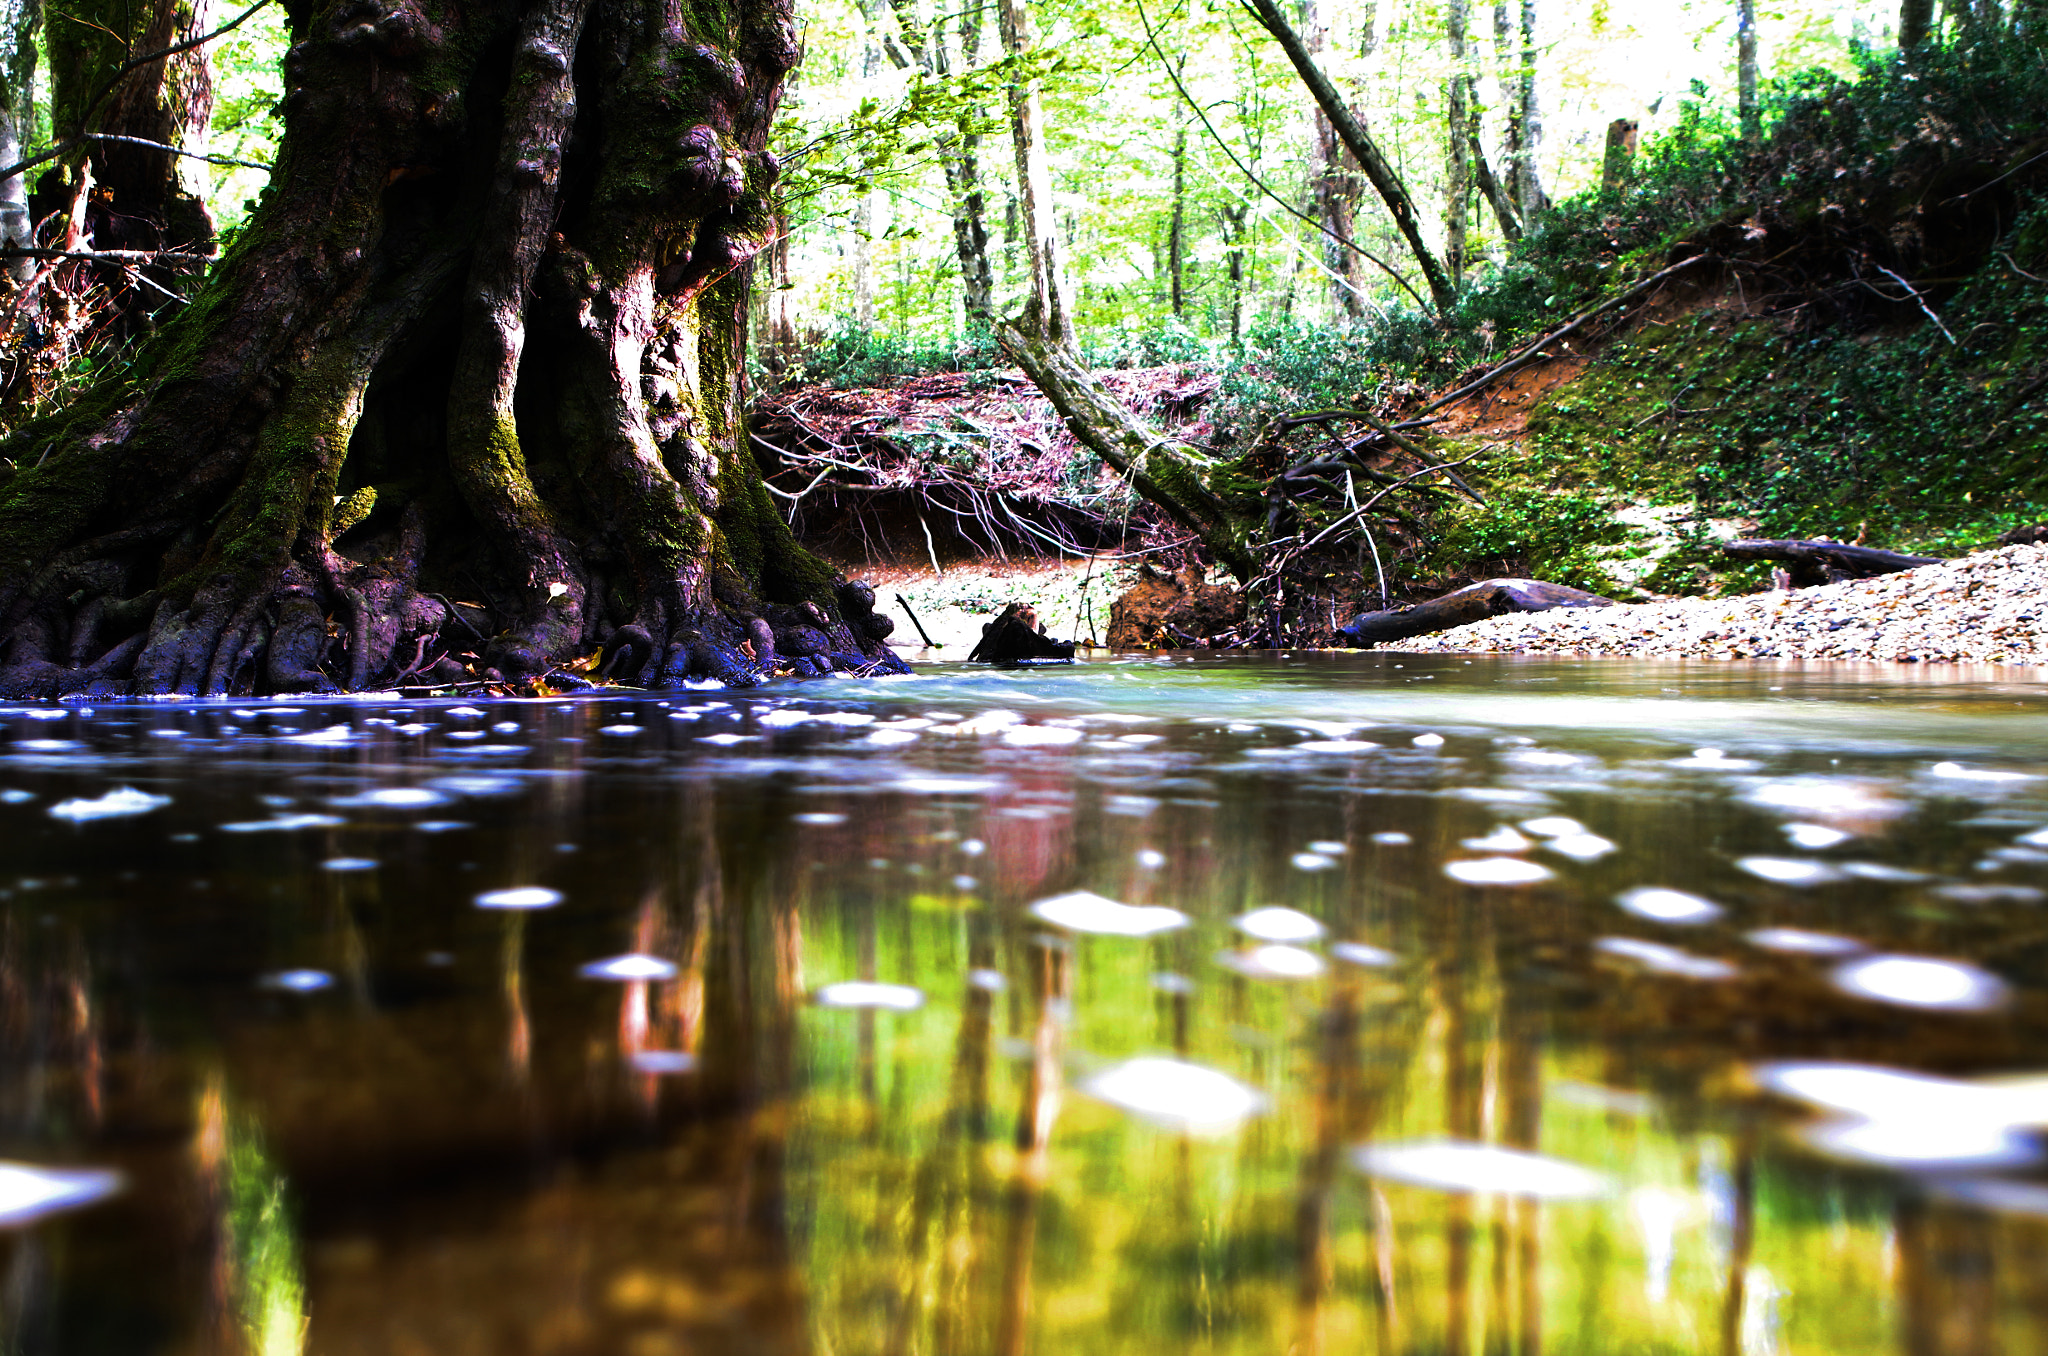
[208,1078,307,1356]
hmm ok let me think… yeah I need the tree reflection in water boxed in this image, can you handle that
[0,687,2047,1354]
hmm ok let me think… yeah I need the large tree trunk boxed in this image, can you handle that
[1899,0,1935,47]
[0,0,905,698]
[1513,0,1547,224]
[0,0,36,283]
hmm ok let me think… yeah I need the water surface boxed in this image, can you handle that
[4,653,2048,1354]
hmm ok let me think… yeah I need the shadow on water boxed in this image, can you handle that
[1,651,2048,1352]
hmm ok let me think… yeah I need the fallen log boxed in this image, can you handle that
[1721,539,1943,587]
[1339,579,1615,646]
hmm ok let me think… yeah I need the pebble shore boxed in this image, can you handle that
[1382,544,2048,666]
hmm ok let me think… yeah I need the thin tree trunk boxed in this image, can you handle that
[1240,0,1455,309]
[1445,0,1472,285]
[1304,0,1365,319]
[1168,124,1188,315]
[1899,0,1935,49]
[1221,198,1248,342]
[997,0,1072,345]
[882,0,994,326]
[1737,0,1760,144]
[1469,127,1521,240]
[0,0,37,283]
[851,0,885,330]
[1515,0,1548,224]
[950,0,996,326]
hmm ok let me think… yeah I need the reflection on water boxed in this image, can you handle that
[3,653,2048,1352]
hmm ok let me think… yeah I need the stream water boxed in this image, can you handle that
[5,653,2048,1354]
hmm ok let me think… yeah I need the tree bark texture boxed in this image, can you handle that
[1444,0,1471,285]
[0,0,36,282]
[996,0,1071,345]
[1302,0,1365,319]
[1240,0,1455,310]
[1514,0,1547,223]
[1737,0,1760,144]
[1168,124,1187,315]
[0,0,908,697]
[43,0,216,251]
[1899,0,1934,50]
[994,319,1256,581]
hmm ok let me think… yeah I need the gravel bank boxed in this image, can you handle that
[1382,544,2048,665]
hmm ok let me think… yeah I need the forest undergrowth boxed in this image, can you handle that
[759,31,2048,609]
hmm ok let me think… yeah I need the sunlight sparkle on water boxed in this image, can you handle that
[1796,1116,2039,1170]
[329,788,452,809]
[1784,822,1852,849]
[0,1162,124,1227]
[1596,937,1738,980]
[1216,944,1326,980]
[1746,927,1865,955]
[1615,887,1723,924]
[258,969,334,992]
[320,858,378,872]
[1291,852,1337,871]
[1333,941,1398,967]
[814,982,925,1010]
[1028,890,1189,937]
[1081,1057,1266,1136]
[1737,857,1844,885]
[1445,857,1553,885]
[1352,1139,1609,1199]
[629,1051,697,1075]
[1234,907,1325,942]
[1546,833,1618,861]
[49,787,171,822]
[1831,954,2009,1012]
[580,954,679,981]
[220,814,347,833]
[475,887,563,910]
[1463,827,1532,852]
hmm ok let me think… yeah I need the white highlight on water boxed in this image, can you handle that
[475,887,564,910]
[1444,857,1553,886]
[0,1162,124,1227]
[1028,890,1189,937]
[580,954,679,981]
[1352,1139,1609,1198]
[1081,1057,1266,1136]
[1234,907,1326,942]
[49,787,170,822]
[1615,887,1723,925]
[814,982,925,1010]
[1831,954,2009,1012]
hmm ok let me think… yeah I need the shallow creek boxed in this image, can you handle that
[5,652,2048,1354]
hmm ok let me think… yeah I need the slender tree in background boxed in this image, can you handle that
[1444,0,1472,284]
[997,0,1073,345]
[0,0,905,698]
[0,0,36,283]
[1238,0,1453,308]
[878,0,994,325]
[1737,0,1761,144]
[1513,0,1548,224]
[1898,0,1935,48]
[1168,123,1188,315]
[852,0,884,329]
[1303,0,1366,319]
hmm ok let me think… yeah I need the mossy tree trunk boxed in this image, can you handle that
[0,0,903,698]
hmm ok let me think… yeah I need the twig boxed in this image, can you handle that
[0,247,209,262]
[2001,251,2047,284]
[895,593,939,646]
[918,514,944,575]
[1297,450,1487,552]
[1869,260,1956,345]
[84,133,272,172]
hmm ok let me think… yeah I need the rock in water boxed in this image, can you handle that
[968,604,1076,663]
[1340,579,1614,646]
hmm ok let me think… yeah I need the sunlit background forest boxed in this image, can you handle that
[5,0,2045,625]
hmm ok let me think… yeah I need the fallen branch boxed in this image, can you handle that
[1414,254,1714,417]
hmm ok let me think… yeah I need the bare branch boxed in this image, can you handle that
[85,133,272,172]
